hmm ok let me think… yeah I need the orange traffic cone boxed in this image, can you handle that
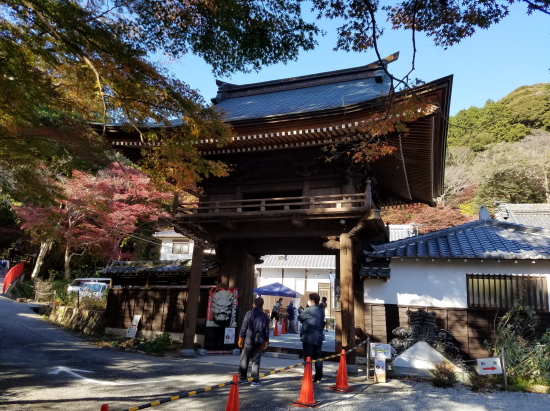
[292,357,321,408]
[225,373,239,411]
[100,405,109,411]
[273,320,279,336]
[330,350,355,392]
[281,318,287,334]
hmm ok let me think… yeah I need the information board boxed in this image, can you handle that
[224,328,235,344]
[370,343,392,359]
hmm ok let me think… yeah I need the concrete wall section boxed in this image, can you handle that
[363,258,550,310]
[159,238,194,260]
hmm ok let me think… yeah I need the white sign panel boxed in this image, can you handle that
[477,358,502,375]
[224,328,235,344]
[374,358,387,383]
[125,315,141,338]
[370,343,392,359]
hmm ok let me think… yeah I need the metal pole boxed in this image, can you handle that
[501,347,508,390]
[77,290,79,309]
[366,336,371,380]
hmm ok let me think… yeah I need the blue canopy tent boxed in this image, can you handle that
[253,282,302,298]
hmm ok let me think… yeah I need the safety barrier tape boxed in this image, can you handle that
[121,338,370,411]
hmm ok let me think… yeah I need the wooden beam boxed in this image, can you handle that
[323,239,340,250]
[181,243,204,354]
[292,214,306,228]
[221,218,236,230]
[348,209,381,238]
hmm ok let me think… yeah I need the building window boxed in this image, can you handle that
[467,274,548,311]
[172,241,190,254]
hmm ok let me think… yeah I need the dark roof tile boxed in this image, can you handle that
[366,219,550,259]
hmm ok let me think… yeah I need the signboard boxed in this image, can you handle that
[477,358,503,375]
[224,328,235,344]
[206,287,238,328]
[370,343,392,359]
[374,358,387,383]
[125,315,141,338]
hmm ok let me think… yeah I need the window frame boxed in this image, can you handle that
[467,273,548,311]
[171,241,190,255]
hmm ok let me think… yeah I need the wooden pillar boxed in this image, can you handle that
[340,232,357,370]
[224,251,255,332]
[180,243,204,356]
[334,252,342,354]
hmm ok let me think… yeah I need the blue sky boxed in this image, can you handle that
[168,4,549,116]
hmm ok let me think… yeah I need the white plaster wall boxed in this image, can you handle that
[159,238,194,260]
[364,258,550,311]
[257,267,331,295]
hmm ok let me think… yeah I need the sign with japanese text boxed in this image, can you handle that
[477,358,502,375]
[370,343,392,359]
[125,315,141,338]
[224,328,235,344]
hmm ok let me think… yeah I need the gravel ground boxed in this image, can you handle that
[270,378,550,411]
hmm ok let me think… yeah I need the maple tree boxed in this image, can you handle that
[381,203,475,234]
[16,163,172,279]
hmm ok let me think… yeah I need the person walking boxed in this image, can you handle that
[287,300,297,333]
[238,297,270,387]
[298,293,325,383]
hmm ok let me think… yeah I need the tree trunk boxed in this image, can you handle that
[31,239,52,279]
[64,246,71,280]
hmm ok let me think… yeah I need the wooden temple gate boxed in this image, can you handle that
[100,53,453,364]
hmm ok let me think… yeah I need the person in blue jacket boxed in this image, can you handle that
[298,293,325,383]
[237,297,270,387]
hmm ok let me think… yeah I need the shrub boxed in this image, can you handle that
[430,361,458,388]
[34,278,55,303]
[10,280,35,300]
[486,302,550,386]
[136,333,172,353]
[79,293,107,311]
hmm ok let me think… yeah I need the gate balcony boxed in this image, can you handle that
[175,193,375,222]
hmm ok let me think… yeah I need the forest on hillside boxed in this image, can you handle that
[382,83,550,233]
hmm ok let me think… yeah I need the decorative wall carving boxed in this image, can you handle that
[390,308,469,371]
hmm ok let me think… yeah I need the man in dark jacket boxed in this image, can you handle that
[238,297,270,387]
[298,293,325,383]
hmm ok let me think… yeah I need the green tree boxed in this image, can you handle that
[0,0,319,205]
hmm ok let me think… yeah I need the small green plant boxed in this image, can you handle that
[430,361,458,388]
[136,333,172,353]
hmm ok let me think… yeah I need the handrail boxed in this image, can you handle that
[177,194,368,215]
[178,193,365,207]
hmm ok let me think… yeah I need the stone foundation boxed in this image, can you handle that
[40,305,105,335]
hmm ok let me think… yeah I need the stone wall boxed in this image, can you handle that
[40,305,105,335]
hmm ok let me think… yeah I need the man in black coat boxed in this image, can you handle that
[238,297,270,387]
[298,293,325,383]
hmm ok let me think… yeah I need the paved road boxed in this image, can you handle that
[1,296,548,411]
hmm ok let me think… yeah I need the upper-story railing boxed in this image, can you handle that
[177,193,372,217]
